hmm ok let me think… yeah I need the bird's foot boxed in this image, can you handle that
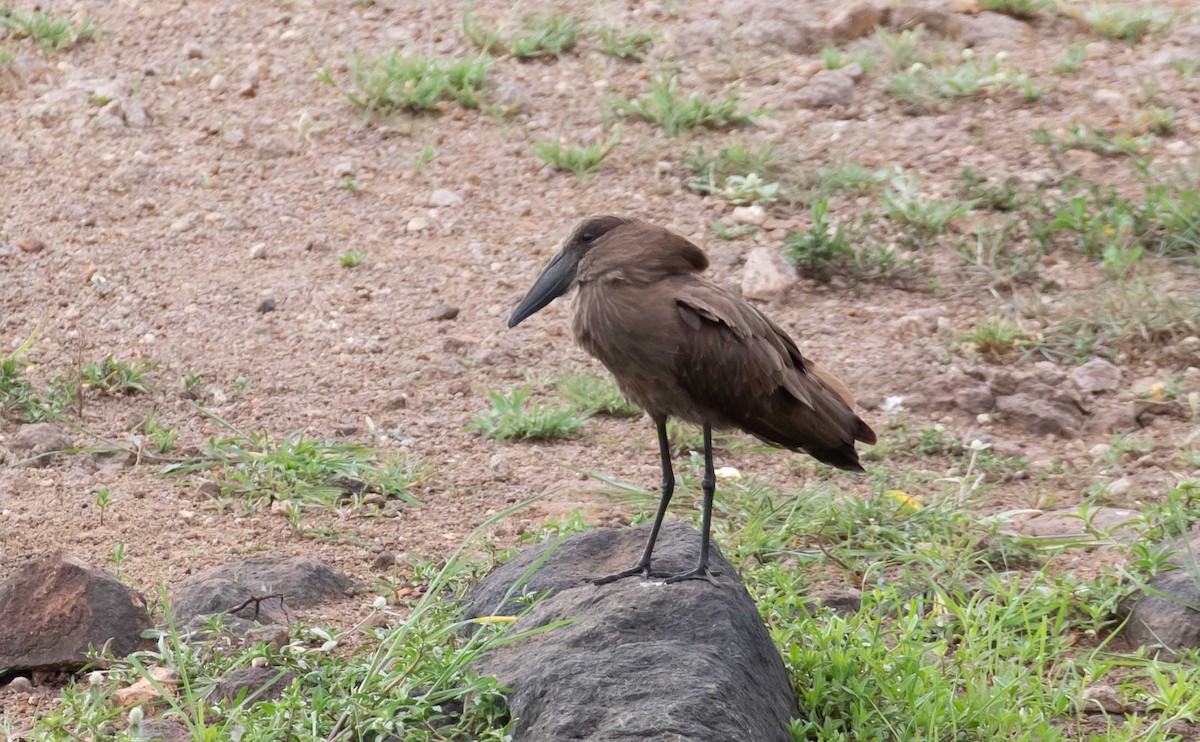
[588,563,656,585]
[664,566,722,584]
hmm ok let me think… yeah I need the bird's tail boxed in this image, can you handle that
[809,443,867,472]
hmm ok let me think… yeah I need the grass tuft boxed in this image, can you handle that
[1071,3,1169,44]
[597,25,654,61]
[82,355,151,395]
[0,6,96,53]
[611,76,759,137]
[471,386,586,441]
[532,132,620,181]
[331,51,489,115]
[557,370,640,417]
[464,10,580,59]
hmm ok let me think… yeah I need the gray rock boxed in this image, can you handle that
[132,717,191,741]
[954,384,995,415]
[1011,506,1140,540]
[827,2,888,42]
[0,553,152,674]
[799,69,855,109]
[1082,684,1127,714]
[212,666,295,705]
[732,0,830,54]
[994,392,1083,437]
[170,557,351,629]
[889,2,963,37]
[462,522,797,742]
[1123,530,1200,656]
[741,247,797,301]
[8,423,72,467]
[430,303,460,321]
[959,11,1032,52]
[1071,358,1121,393]
[809,586,862,615]
[429,188,463,207]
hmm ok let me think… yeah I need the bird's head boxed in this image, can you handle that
[506,215,630,328]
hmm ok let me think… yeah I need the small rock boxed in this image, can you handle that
[6,676,33,693]
[1092,88,1127,112]
[1082,685,1126,714]
[256,299,277,314]
[810,587,862,615]
[131,718,191,742]
[9,423,72,467]
[248,242,267,260]
[840,62,865,81]
[741,247,797,301]
[242,624,290,650]
[1071,358,1121,393]
[959,11,1031,52]
[332,160,355,178]
[430,303,460,321]
[889,2,962,36]
[16,236,46,253]
[955,385,995,415]
[490,453,511,481]
[371,551,398,569]
[1084,40,1110,57]
[1108,476,1133,499]
[212,666,295,705]
[935,316,954,336]
[0,554,152,673]
[111,668,180,707]
[184,43,204,59]
[169,557,351,629]
[799,69,855,109]
[826,2,886,42]
[169,213,200,233]
[731,204,767,225]
[428,188,462,207]
[209,74,227,91]
[1011,506,1140,540]
[406,216,431,233]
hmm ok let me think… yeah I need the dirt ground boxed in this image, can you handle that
[1,0,1199,728]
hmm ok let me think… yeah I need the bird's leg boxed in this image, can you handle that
[665,422,722,584]
[590,420,675,585]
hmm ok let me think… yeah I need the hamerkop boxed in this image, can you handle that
[507,216,876,583]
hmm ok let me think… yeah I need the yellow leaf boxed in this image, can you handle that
[473,615,518,624]
[885,489,924,511]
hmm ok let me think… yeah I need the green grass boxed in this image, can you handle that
[164,414,423,511]
[81,355,151,395]
[610,76,759,137]
[803,162,894,200]
[470,385,587,441]
[683,142,787,197]
[1072,3,1169,43]
[881,173,975,234]
[532,132,620,181]
[876,27,930,70]
[785,200,853,281]
[0,334,75,422]
[1054,43,1088,74]
[979,0,1043,19]
[464,10,580,59]
[597,25,654,61]
[888,54,1041,113]
[0,6,96,53]
[339,249,366,268]
[965,318,1027,359]
[327,51,489,114]
[820,46,876,72]
[556,369,640,417]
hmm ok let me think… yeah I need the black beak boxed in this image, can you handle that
[507,250,578,328]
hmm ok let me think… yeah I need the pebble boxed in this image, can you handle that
[248,242,268,260]
[1082,684,1127,714]
[16,237,46,253]
[406,216,431,233]
[429,188,463,207]
[169,213,199,233]
[490,453,511,481]
[333,160,355,178]
[1108,476,1133,499]
[430,303,460,321]
[730,204,767,225]
[741,247,796,301]
[6,676,32,693]
[209,74,227,92]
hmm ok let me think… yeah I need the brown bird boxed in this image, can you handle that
[507,216,876,583]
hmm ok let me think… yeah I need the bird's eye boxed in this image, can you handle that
[580,230,597,244]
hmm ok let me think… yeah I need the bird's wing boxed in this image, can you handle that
[673,280,876,453]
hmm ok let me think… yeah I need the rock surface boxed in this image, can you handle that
[169,556,351,629]
[462,522,797,742]
[0,553,152,673]
[741,247,797,301]
[799,69,856,109]
[212,666,296,705]
[8,423,73,467]
[1123,530,1200,656]
[1070,358,1121,393]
